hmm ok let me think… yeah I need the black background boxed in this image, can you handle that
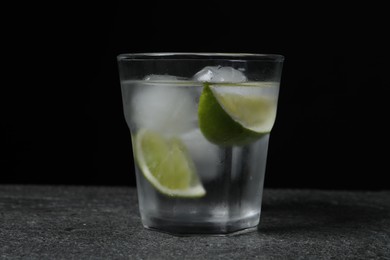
[2,3,389,190]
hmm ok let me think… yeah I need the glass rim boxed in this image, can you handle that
[117,52,284,62]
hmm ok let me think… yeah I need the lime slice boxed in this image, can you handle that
[198,83,277,146]
[134,129,206,198]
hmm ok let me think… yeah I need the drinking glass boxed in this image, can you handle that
[117,53,284,235]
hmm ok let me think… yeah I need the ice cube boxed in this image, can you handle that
[181,129,220,181]
[193,66,247,83]
[132,82,196,136]
[144,74,187,82]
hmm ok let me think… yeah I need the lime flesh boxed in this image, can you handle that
[135,129,206,198]
[198,83,277,146]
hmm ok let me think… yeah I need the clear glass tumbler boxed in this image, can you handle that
[117,53,284,235]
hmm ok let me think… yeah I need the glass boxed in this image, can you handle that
[117,53,284,235]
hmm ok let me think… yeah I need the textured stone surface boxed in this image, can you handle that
[0,185,389,259]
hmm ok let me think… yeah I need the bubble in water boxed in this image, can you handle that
[193,66,247,83]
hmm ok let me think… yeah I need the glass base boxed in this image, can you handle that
[141,213,260,236]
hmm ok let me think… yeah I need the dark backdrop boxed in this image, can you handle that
[2,3,389,190]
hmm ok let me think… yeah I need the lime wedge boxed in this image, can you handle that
[135,129,206,198]
[198,83,277,146]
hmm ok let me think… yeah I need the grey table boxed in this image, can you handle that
[0,185,389,259]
